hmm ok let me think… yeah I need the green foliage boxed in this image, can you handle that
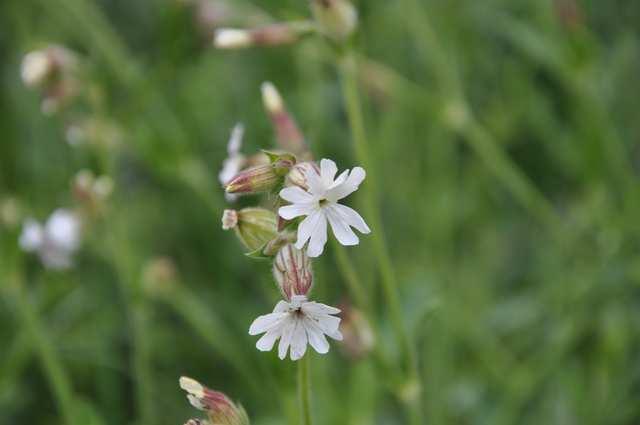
[1,0,640,424]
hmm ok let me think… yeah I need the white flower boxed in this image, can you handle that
[249,295,343,361]
[278,158,370,257]
[19,209,81,270]
[219,124,246,202]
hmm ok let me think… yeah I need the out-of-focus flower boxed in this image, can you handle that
[225,153,295,195]
[0,198,22,229]
[249,295,342,360]
[261,82,310,159]
[219,124,246,202]
[21,45,79,115]
[310,0,358,41]
[214,22,314,49]
[553,0,583,29]
[179,377,249,425]
[273,244,313,300]
[278,159,370,257]
[64,117,123,148]
[19,209,81,270]
[338,303,375,359]
[142,257,178,297]
[221,208,277,252]
[72,169,114,212]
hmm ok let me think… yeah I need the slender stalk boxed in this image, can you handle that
[338,50,422,424]
[298,355,313,425]
[14,282,76,425]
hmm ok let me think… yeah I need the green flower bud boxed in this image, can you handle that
[222,208,277,251]
[224,153,295,195]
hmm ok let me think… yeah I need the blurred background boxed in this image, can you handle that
[2,0,640,424]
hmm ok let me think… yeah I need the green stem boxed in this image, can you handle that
[338,50,422,424]
[298,355,312,425]
[14,283,76,425]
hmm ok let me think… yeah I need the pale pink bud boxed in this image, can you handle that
[214,22,313,49]
[261,82,310,158]
[225,154,295,195]
[284,161,319,191]
[179,377,249,425]
[273,244,313,300]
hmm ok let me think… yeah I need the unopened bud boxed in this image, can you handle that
[273,244,313,300]
[179,377,250,425]
[222,208,277,251]
[214,22,313,49]
[72,169,114,211]
[184,419,208,425]
[285,161,319,191]
[339,303,375,359]
[311,0,358,41]
[262,230,296,256]
[21,50,52,88]
[261,82,310,158]
[142,257,178,297]
[225,154,294,195]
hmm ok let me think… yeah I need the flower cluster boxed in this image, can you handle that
[180,377,249,425]
[220,82,370,360]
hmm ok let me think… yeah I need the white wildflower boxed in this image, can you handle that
[19,209,81,270]
[219,124,246,202]
[249,295,342,361]
[278,158,370,257]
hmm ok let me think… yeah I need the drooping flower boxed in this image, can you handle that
[19,209,81,270]
[179,377,249,425]
[249,295,342,361]
[278,158,370,257]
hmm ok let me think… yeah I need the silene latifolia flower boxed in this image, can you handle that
[250,246,342,361]
[221,207,277,252]
[278,158,370,257]
[19,209,81,270]
[179,376,249,425]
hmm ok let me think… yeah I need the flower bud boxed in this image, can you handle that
[222,208,277,251]
[284,161,319,191]
[225,154,294,195]
[179,377,250,425]
[261,82,310,159]
[310,0,358,41]
[214,22,313,49]
[142,257,178,298]
[338,303,375,360]
[273,244,313,300]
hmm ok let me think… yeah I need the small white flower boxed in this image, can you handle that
[19,209,81,270]
[249,295,343,361]
[278,158,370,257]
[219,124,246,202]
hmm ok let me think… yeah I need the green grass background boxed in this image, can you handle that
[2,0,640,424]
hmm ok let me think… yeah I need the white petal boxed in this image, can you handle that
[45,209,80,251]
[279,203,316,220]
[256,328,282,351]
[319,159,338,187]
[279,187,314,204]
[249,312,287,335]
[333,204,371,234]
[289,319,308,361]
[294,210,324,252]
[219,156,244,185]
[273,300,291,313]
[227,123,244,156]
[305,211,328,258]
[325,205,359,246]
[325,167,366,202]
[315,314,342,337]
[278,318,296,360]
[19,219,44,252]
[328,170,349,189]
[302,301,341,316]
[304,165,326,196]
[303,317,329,354]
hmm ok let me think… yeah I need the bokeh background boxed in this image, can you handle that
[2,0,640,424]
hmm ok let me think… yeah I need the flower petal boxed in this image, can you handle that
[256,328,281,351]
[305,211,328,258]
[45,209,80,251]
[294,210,324,253]
[333,204,371,234]
[249,312,287,335]
[19,219,44,252]
[328,170,349,190]
[302,301,341,316]
[279,187,314,204]
[303,317,330,354]
[304,165,326,196]
[279,203,315,220]
[289,319,308,361]
[325,167,366,202]
[278,318,296,360]
[319,159,338,187]
[325,205,359,246]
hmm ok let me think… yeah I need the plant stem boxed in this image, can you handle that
[298,355,312,425]
[14,282,76,425]
[338,50,422,424]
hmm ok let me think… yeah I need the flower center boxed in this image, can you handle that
[318,198,330,207]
